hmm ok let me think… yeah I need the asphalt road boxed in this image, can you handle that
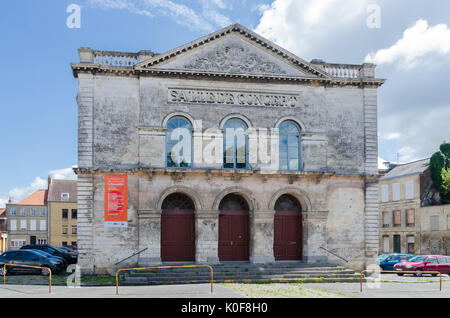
[0,274,448,298]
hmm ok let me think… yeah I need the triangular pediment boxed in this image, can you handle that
[135,24,330,79]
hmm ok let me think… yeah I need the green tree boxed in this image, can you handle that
[442,168,450,197]
[429,142,450,203]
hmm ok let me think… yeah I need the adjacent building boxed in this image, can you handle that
[379,158,450,255]
[6,190,49,249]
[378,159,428,254]
[71,23,385,274]
[0,208,7,252]
[47,178,78,248]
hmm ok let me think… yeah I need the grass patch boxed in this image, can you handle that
[224,283,348,298]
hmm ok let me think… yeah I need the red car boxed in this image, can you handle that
[394,255,450,276]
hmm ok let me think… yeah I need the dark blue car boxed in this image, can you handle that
[378,253,414,270]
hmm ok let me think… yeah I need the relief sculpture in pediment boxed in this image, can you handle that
[183,44,287,75]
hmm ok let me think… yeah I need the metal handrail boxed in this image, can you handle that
[115,265,214,295]
[3,264,52,294]
[319,246,349,263]
[114,247,148,265]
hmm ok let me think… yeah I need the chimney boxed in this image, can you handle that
[8,196,12,204]
[48,176,52,189]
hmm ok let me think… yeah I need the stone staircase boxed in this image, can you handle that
[120,262,361,285]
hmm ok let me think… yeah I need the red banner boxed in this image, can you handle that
[104,175,128,227]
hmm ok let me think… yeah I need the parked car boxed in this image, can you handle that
[378,253,414,270]
[394,255,450,276]
[21,245,77,264]
[0,250,66,276]
[58,246,78,255]
[29,249,67,267]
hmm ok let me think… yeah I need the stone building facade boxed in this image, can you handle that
[71,24,385,274]
[5,190,49,250]
[378,159,428,254]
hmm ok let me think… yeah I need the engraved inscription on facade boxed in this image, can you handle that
[168,88,299,108]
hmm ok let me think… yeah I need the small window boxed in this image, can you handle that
[62,209,68,219]
[430,216,439,231]
[62,241,68,247]
[71,209,77,219]
[30,208,36,217]
[39,208,47,217]
[71,225,77,235]
[20,208,27,217]
[10,208,17,216]
[20,220,27,231]
[10,220,17,231]
[393,210,401,227]
[392,183,400,201]
[61,193,70,199]
[39,220,46,231]
[71,241,77,246]
[383,212,390,227]
[38,239,47,244]
[62,225,68,235]
[381,184,389,202]
[405,180,414,199]
[406,209,415,227]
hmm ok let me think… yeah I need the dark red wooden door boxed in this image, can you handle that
[274,195,302,261]
[218,194,249,261]
[161,194,195,262]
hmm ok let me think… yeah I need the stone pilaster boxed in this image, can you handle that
[137,209,162,265]
[77,174,95,273]
[195,210,220,263]
[77,73,94,168]
[250,210,275,263]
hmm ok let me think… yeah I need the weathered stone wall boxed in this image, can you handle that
[73,27,382,273]
[418,204,450,255]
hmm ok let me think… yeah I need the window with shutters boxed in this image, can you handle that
[406,209,415,227]
[393,210,401,227]
[383,212,390,227]
[430,215,439,231]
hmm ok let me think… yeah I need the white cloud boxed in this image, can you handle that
[49,168,77,180]
[365,19,450,69]
[381,132,402,141]
[0,167,77,207]
[0,198,8,209]
[379,104,450,163]
[88,0,233,31]
[8,177,48,204]
[254,0,369,57]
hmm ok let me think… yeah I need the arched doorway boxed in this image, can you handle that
[274,194,302,260]
[218,194,250,261]
[161,193,195,262]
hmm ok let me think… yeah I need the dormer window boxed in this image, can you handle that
[61,193,70,199]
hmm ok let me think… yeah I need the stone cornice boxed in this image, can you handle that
[71,23,386,88]
[73,166,377,181]
[71,63,385,87]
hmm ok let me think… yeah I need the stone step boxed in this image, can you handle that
[125,270,356,278]
[124,274,358,282]
[121,276,362,286]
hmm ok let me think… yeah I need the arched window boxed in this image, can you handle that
[166,116,192,168]
[279,121,301,171]
[223,118,248,169]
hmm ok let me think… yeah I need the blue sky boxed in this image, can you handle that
[1,0,450,206]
